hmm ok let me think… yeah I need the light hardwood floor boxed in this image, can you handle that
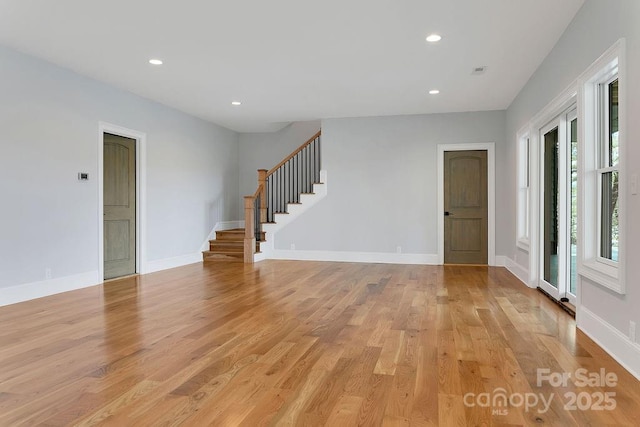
[1,261,638,426]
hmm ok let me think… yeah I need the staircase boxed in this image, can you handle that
[202,229,262,262]
[203,130,322,264]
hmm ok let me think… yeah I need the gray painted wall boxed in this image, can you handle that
[0,45,239,289]
[275,111,507,255]
[505,0,640,338]
[238,121,321,205]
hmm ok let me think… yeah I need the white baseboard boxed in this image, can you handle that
[494,255,506,266]
[1,250,205,307]
[577,307,640,381]
[146,252,202,274]
[503,257,531,287]
[269,249,438,265]
[200,220,245,251]
[0,270,99,307]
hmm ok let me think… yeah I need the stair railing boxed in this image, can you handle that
[243,130,322,263]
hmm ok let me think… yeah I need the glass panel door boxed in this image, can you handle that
[568,113,578,300]
[543,127,559,290]
[539,107,577,304]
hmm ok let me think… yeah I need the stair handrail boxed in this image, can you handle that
[266,130,321,176]
[243,130,321,263]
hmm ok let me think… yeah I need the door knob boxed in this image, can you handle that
[444,211,453,216]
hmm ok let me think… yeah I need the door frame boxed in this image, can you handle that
[538,119,565,300]
[536,106,578,304]
[437,143,495,265]
[98,122,147,282]
[527,84,577,302]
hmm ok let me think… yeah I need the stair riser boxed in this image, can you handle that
[203,256,243,263]
[215,234,245,241]
[203,252,244,260]
[215,229,265,240]
[210,242,243,249]
[209,239,259,248]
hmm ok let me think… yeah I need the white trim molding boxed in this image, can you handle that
[262,171,328,235]
[578,306,640,381]
[516,124,531,252]
[259,171,328,260]
[504,257,532,288]
[98,122,148,280]
[146,253,202,274]
[527,80,578,290]
[437,143,496,266]
[577,39,626,295]
[0,271,100,307]
[269,250,438,265]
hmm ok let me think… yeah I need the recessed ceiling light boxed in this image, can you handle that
[426,34,442,43]
[429,89,440,95]
[231,101,242,106]
[149,59,163,65]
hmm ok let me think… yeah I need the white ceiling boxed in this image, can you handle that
[0,0,584,132]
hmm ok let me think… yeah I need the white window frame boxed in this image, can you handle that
[526,81,577,290]
[516,127,531,251]
[566,108,578,300]
[577,39,626,294]
[595,75,619,268]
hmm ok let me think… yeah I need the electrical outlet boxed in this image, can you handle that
[630,321,636,342]
[290,243,296,250]
[45,268,52,280]
[631,173,638,195]
[396,246,402,254]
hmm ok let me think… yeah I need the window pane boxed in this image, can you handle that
[526,138,530,187]
[525,187,529,239]
[570,118,578,294]
[544,128,559,288]
[600,170,619,261]
[609,79,619,167]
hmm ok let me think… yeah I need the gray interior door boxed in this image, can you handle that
[104,133,136,279]
[444,150,488,264]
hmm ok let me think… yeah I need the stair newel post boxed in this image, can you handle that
[243,196,256,264]
[258,169,268,224]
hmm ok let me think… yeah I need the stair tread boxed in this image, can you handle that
[209,240,243,245]
[215,229,245,241]
[202,250,244,256]
[203,258,243,263]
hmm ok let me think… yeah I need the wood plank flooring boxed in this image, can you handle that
[1,261,639,426]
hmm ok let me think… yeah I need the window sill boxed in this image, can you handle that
[516,238,530,252]
[579,259,624,294]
